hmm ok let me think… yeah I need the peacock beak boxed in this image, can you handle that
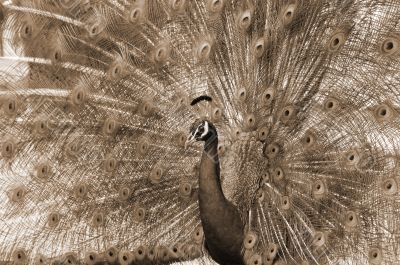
[185,134,196,149]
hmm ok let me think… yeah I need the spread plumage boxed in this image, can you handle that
[0,0,400,264]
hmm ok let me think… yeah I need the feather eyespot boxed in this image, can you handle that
[51,49,63,63]
[230,128,241,141]
[104,156,118,173]
[265,243,279,259]
[194,38,213,63]
[130,8,140,19]
[175,132,187,147]
[211,107,222,121]
[247,254,262,265]
[20,22,33,39]
[273,167,284,181]
[35,255,47,264]
[328,31,348,51]
[199,43,210,56]
[257,127,269,141]
[34,118,50,137]
[139,98,156,117]
[324,97,339,111]
[281,196,291,210]
[313,180,327,199]
[105,246,118,262]
[3,96,18,116]
[63,254,78,265]
[344,150,360,165]
[168,244,181,259]
[280,105,296,124]
[218,144,227,156]
[108,58,128,80]
[134,207,146,222]
[193,226,204,244]
[374,103,395,122]
[89,25,98,35]
[281,3,297,25]
[134,246,147,260]
[147,247,156,260]
[207,0,224,13]
[129,7,145,23]
[312,231,326,248]
[150,164,164,184]
[253,37,265,58]
[302,130,316,149]
[261,172,270,185]
[344,210,359,230]
[119,187,131,201]
[237,10,252,31]
[36,162,52,180]
[262,87,275,105]
[2,138,16,159]
[9,186,26,203]
[368,247,383,265]
[170,0,186,12]
[85,252,100,264]
[244,231,258,249]
[244,114,256,130]
[256,188,265,202]
[71,87,87,106]
[13,249,28,263]
[380,37,399,55]
[92,212,105,227]
[237,88,247,102]
[86,18,106,38]
[188,245,201,258]
[74,183,88,199]
[48,212,61,228]
[103,117,119,135]
[381,178,398,196]
[138,137,150,155]
[179,182,192,197]
[152,42,171,64]
[264,142,280,158]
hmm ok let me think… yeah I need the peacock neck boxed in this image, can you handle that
[198,135,245,265]
[199,136,224,199]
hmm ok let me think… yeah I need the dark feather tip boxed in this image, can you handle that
[190,95,213,106]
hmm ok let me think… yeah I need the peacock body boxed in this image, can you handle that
[0,0,400,264]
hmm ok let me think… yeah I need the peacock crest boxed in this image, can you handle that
[0,0,399,264]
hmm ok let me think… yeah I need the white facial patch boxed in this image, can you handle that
[192,127,200,138]
[200,121,209,138]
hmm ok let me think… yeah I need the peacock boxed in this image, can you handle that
[1,0,400,264]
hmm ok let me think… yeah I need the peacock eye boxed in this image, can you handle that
[196,126,204,136]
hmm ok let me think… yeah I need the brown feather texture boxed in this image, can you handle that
[0,0,400,264]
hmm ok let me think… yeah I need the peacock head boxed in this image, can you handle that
[185,119,217,149]
[185,95,218,149]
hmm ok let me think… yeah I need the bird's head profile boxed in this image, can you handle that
[186,95,217,148]
[186,119,218,149]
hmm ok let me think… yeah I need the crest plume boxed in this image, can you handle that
[190,95,213,106]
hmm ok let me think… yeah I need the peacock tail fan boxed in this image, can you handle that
[0,0,399,264]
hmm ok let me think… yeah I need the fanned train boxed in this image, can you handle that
[0,0,400,264]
